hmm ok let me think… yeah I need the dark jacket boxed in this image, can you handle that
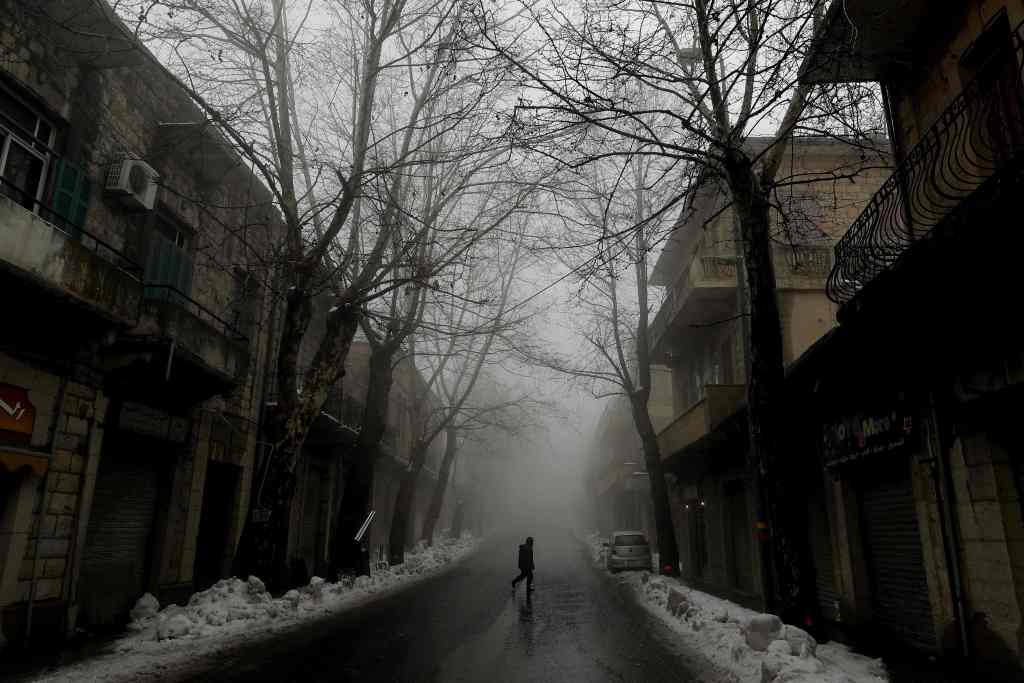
[518,543,534,571]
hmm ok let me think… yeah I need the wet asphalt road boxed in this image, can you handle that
[188,528,699,683]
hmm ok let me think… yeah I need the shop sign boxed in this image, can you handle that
[0,383,35,442]
[822,405,915,467]
[120,402,190,443]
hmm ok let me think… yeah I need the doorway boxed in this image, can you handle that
[193,461,240,591]
[724,480,755,593]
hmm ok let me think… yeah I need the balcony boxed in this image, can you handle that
[0,192,142,326]
[104,286,248,403]
[306,390,361,448]
[827,18,1024,316]
[650,243,832,358]
[800,0,943,84]
[649,249,738,357]
[594,460,648,498]
[657,385,745,460]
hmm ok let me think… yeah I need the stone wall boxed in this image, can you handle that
[951,407,1024,661]
[0,352,108,643]
[0,0,280,643]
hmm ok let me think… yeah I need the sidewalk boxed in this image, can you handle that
[3,535,479,683]
[584,532,889,683]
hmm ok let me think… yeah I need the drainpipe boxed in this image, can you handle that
[60,390,100,637]
[24,375,69,647]
[925,391,970,659]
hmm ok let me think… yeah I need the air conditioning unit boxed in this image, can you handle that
[105,159,159,211]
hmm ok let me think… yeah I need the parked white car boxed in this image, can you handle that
[604,531,653,572]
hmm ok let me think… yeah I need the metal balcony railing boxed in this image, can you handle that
[144,285,248,344]
[0,175,142,278]
[827,18,1024,304]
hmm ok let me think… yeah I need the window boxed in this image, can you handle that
[0,82,54,211]
[960,10,1024,161]
[144,212,194,299]
[613,533,648,546]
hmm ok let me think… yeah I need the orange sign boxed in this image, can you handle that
[0,383,36,441]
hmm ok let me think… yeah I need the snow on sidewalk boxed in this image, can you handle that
[30,535,480,683]
[585,533,889,683]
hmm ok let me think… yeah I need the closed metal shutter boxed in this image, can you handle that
[725,481,755,593]
[79,454,160,626]
[809,487,839,621]
[858,460,936,651]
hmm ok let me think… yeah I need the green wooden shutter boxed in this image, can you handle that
[51,159,91,239]
[143,230,193,304]
[176,250,193,299]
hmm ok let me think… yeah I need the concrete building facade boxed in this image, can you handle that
[648,138,889,610]
[273,320,453,582]
[0,0,279,646]
[586,367,674,544]
[801,2,1024,676]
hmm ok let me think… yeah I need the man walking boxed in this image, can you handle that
[512,536,534,592]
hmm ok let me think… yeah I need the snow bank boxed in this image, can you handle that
[33,534,479,682]
[585,533,888,683]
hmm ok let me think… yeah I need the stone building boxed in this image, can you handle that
[799,1,1024,676]
[648,137,889,610]
[586,368,674,543]
[0,1,279,645]
[272,308,453,581]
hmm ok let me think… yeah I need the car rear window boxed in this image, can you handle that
[613,534,647,546]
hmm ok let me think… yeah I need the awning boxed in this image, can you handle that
[0,449,50,477]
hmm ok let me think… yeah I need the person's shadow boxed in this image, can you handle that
[517,590,534,652]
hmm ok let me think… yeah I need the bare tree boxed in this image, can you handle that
[476,0,886,615]
[415,307,544,548]
[385,222,526,564]
[327,62,544,573]
[97,0,522,582]
[517,139,685,573]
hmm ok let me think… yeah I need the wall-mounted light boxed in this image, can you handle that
[700,500,706,507]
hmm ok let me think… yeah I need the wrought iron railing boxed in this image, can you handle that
[144,284,248,344]
[0,175,143,278]
[827,18,1024,304]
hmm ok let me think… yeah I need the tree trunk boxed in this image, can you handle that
[725,151,814,622]
[630,398,681,576]
[234,297,359,587]
[421,426,457,546]
[451,499,465,538]
[329,345,396,577]
[389,439,429,565]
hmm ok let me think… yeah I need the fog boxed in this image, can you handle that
[457,267,611,541]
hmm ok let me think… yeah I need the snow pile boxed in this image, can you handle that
[586,534,888,683]
[33,534,479,682]
[126,535,477,644]
[586,531,606,564]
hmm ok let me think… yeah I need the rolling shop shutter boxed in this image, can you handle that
[79,454,160,626]
[725,481,755,594]
[858,460,936,652]
[809,488,839,621]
